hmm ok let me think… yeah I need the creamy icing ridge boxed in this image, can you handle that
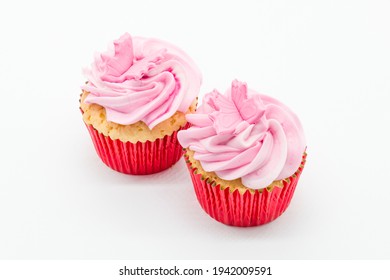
[178,80,306,189]
[82,33,202,129]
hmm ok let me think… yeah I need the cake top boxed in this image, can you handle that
[178,80,306,189]
[81,33,201,129]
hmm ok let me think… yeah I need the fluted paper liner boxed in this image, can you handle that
[185,153,307,227]
[85,122,190,175]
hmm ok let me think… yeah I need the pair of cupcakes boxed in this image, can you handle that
[80,33,307,227]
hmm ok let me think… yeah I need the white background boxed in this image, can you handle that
[0,0,389,260]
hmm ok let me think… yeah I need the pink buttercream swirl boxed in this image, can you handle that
[178,80,306,189]
[81,33,201,128]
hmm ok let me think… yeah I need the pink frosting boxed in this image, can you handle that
[82,33,202,128]
[178,80,306,189]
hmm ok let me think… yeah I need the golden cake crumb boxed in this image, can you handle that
[80,90,197,143]
[185,149,287,195]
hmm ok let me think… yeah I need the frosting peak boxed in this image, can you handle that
[178,80,306,189]
[205,80,267,135]
[82,33,201,129]
[98,33,135,82]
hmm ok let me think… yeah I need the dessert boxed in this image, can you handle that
[178,80,306,226]
[80,33,201,174]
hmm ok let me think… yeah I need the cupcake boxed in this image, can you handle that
[80,33,201,175]
[178,80,306,226]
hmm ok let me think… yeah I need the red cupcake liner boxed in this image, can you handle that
[85,122,190,175]
[185,153,307,227]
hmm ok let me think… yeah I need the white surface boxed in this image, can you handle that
[0,0,389,259]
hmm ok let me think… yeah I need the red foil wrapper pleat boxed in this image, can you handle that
[85,123,190,175]
[185,153,307,227]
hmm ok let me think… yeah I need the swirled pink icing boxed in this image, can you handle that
[81,33,202,128]
[178,80,306,189]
